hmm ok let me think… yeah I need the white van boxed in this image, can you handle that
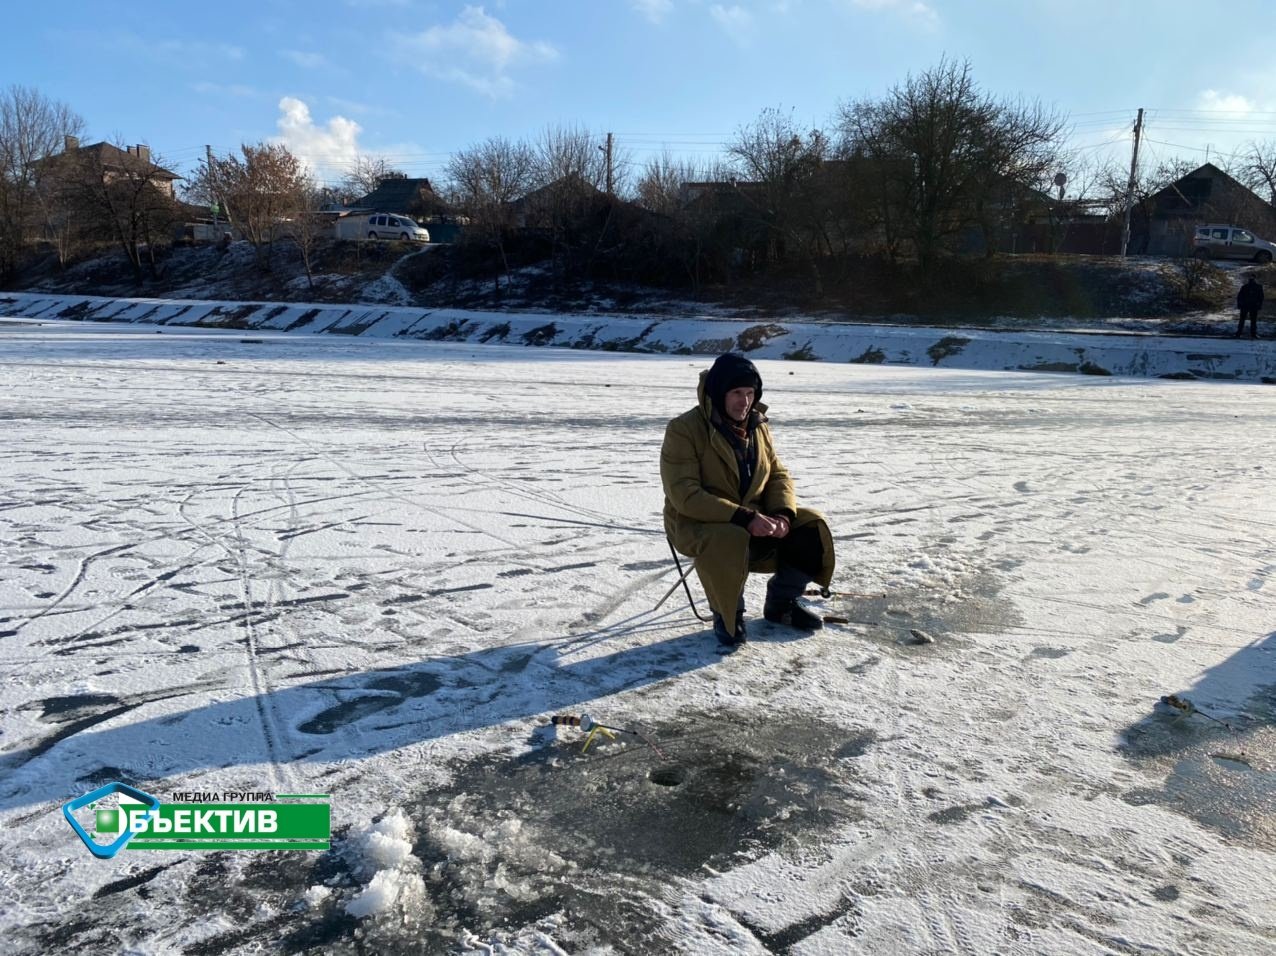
[1192,224,1275,263]
[369,213,429,242]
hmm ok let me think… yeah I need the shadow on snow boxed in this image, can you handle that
[0,613,809,812]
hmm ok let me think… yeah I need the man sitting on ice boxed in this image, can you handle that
[661,352,835,649]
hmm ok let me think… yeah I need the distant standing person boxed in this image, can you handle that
[1237,274,1264,339]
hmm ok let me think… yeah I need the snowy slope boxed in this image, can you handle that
[0,319,1273,954]
[4,290,1276,383]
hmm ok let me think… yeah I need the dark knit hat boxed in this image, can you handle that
[705,352,763,417]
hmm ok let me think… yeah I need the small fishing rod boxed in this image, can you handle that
[1160,694,1233,730]
[551,714,669,760]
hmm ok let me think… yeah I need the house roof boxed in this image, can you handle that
[509,174,607,208]
[71,141,181,180]
[1148,162,1256,211]
[355,177,438,210]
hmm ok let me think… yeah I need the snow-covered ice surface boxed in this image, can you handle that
[0,319,1274,955]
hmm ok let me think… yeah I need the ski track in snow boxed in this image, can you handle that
[0,320,1273,954]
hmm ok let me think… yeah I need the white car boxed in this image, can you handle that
[1192,224,1275,263]
[366,213,429,243]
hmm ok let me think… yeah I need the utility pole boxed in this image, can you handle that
[1119,108,1144,258]
[205,144,218,225]
[604,132,614,196]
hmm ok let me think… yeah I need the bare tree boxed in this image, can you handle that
[445,136,537,289]
[1039,153,1105,253]
[1240,140,1276,206]
[31,146,88,269]
[837,58,1066,268]
[76,142,178,283]
[634,154,752,292]
[0,85,84,278]
[727,107,833,269]
[341,155,406,203]
[527,125,623,277]
[1095,155,1195,254]
[535,124,606,192]
[635,151,698,216]
[287,173,326,290]
[190,142,310,270]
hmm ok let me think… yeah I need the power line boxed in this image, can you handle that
[1144,136,1248,156]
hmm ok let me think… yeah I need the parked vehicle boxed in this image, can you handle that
[334,212,429,243]
[368,213,429,242]
[1192,224,1275,262]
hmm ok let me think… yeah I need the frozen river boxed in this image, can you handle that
[1,320,1273,954]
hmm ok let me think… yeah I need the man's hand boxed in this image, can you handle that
[747,514,790,538]
[747,513,779,537]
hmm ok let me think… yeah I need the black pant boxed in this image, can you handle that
[1238,308,1259,338]
[749,524,825,602]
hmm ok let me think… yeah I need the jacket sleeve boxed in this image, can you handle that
[760,425,798,520]
[661,418,742,523]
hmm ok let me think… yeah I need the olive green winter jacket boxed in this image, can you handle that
[661,370,835,626]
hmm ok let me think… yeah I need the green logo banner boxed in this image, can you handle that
[96,800,330,851]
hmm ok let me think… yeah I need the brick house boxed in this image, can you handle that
[40,136,182,198]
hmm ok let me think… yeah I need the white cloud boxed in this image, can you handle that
[282,50,329,69]
[710,4,756,45]
[395,5,557,98]
[1195,89,1257,118]
[849,0,938,28]
[631,0,674,23]
[273,97,362,180]
[1168,88,1276,166]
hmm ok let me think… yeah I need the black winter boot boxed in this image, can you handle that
[713,597,748,646]
[763,597,824,630]
[764,565,822,631]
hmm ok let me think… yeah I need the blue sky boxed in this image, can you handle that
[5,0,1276,192]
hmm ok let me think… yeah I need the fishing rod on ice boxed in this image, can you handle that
[550,714,669,760]
[1160,694,1234,731]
